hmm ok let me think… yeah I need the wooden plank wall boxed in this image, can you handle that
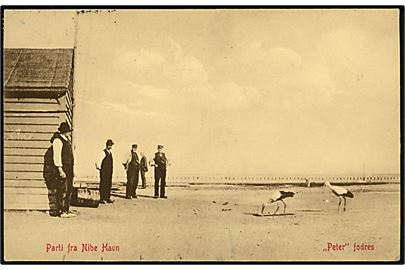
[4,92,73,210]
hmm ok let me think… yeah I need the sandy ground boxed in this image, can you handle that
[3,184,401,262]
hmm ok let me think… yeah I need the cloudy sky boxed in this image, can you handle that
[4,9,400,177]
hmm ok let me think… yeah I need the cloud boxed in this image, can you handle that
[167,36,183,60]
[264,47,303,71]
[112,38,209,88]
[83,100,174,120]
[164,55,209,85]
[189,82,263,111]
[92,38,339,117]
[210,43,340,109]
[127,81,171,100]
[236,43,303,73]
[114,48,166,70]
[242,45,303,75]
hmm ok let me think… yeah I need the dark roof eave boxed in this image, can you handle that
[4,86,69,90]
[4,88,68,99]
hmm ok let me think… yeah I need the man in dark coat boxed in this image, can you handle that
[96,139,114,203]
[153,145,169,199]
[122,144,140,198]
[44,122,76,218]
[139,152,148,189]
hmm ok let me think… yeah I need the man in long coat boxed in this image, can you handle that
[96,139,114,203]
[122,144,141,198]
[153,145,169,199]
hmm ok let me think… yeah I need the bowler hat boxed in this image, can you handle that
[157,145,164,149]
[132,144,138,148]
[106,139,114,146]
[58,122,72,133]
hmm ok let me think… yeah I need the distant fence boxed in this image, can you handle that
[75,174,400,185]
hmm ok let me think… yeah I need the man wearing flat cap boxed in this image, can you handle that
[44,122,76,218]
[122,144,141,199]
[152,145,169,199]
[96,139,115,203]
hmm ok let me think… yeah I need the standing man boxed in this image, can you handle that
[96,139,114,204]
[153,145,169,199]
[44,122,76,218]
[139,152,148,189]
[122,144,140,198]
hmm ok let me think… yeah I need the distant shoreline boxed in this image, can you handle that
[75,173,400,185]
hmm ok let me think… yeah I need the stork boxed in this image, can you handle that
[258,190,295,215]
[324,181,354,211]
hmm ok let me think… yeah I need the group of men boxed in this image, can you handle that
[96,141,169,202]
[44,122,169,218]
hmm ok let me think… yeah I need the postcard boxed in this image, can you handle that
[2,7,402,262]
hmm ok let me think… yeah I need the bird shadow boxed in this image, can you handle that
[111,193,157,199]
[244,212,295,217]
[137,194,158,199]
[297,209,323,212]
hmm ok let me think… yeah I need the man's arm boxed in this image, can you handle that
[153,155,159,167]
[52,138,66,178]
[122,152,130,170]
[166,156,171,167]
[95,151,105,170]
[163,153,170,166]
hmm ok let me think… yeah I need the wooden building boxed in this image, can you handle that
[3,48,75,210]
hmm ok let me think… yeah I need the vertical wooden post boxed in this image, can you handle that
[72,11,79,183]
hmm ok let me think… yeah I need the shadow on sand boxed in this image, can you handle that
[111,193,157,199]
[245,212,295,217]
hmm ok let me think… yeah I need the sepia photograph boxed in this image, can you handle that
[2,7,403,262]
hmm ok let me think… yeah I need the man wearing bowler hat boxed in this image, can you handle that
[96,139,115,203]
[122,144,141,198]
[153,145,169,199]
[44,122,76,218]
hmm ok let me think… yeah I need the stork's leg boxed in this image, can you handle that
[281,200,287,215]
[343,197,347,211]
[273,201,280,215]
[260,203,266,215]
[337,197,342,212]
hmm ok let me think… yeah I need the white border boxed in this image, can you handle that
[1,2,403,269]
